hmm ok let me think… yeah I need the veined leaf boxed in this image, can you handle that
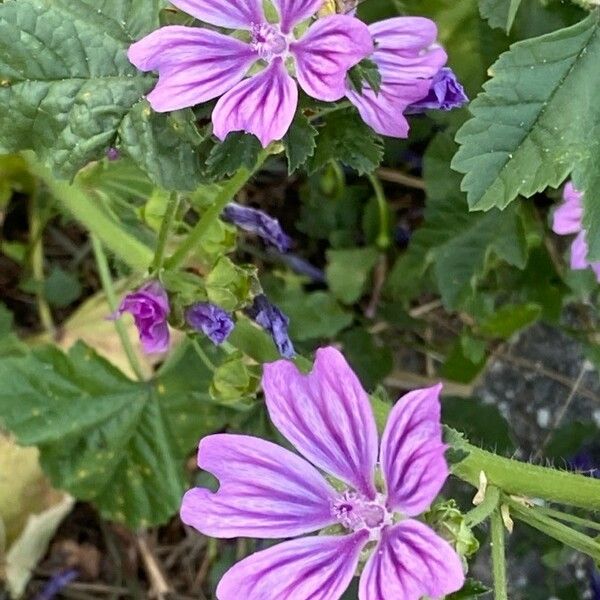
[479,0,523,32]
[0,0,202,189]
[0,343,238,526]
[452,11,600,249]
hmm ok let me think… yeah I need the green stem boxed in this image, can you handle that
[91,235,146,382]
[490,509,508,600]
[151,192,181,273]
[29,188,55,336]
[367,172,391,250]
[24,153,153,271]
[445,427,600,511]
[535,506,600,533]
[507,499,600,562]
[465,485,501,527]
[308,101,353,122]
[165,155,267,270]
[191,338,216,372]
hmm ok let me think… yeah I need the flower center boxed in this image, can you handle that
[332,491,392,540]
[251,23,288,60]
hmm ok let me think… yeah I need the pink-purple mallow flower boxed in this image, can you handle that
[222,202,292,253]
[186,302,235,345]
[406,67,468,113]
[552,182,600,282]
[345,17,449,138]
[113,281,170,353]
[181,347,464,600]
[128,0,373,147]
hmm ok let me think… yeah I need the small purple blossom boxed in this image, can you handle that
[280,253,326,283]
[245,294,295,359]
[406,67,468,113]
[181,347,464,600]
[113,281,170,354]
[222,203,292,253]
[34,570,78,600]
[346,17,448,138]
[128,0,373,147]
[552,182,600,282]
[186,302,235,345]
[105,147,121,161]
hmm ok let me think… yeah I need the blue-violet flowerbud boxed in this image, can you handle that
[222,203,292,253]
[406,67,468,113]
[245,294,295,359]
[186,302,235,345]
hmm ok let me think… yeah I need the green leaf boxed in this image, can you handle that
[119,103,205,190]
[478,302,541,338]
[205,132,263,180]
[326,246,379,304]
[44,267,82,308]
[0,342,236,526]
[0,0,183,182]
[283,113,318,174]
[446,578,491,599]
[209,352,260,404]
[387,133,528,308]
[479,0,523,32]
[205,257,257,311]
[452,11,600,216]
[309,110,383,175]
[346,58,382,95]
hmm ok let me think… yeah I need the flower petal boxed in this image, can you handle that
[212,58,298,147]
[553,182,583,235]
[359,520,464,600]
[380,384,448,516]
[262,346,379,498]
[570,230,590,270]
[291,15,373,102]
[217,532,369,600]
[272,0,325,34]
[180,434,337,538]
[347,17,447,137]
[169,0,264,29]
[128,27,257,112]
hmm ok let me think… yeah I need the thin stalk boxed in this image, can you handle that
[367,173,391,250]
[465,485,501,527]
[191,338,216,373]
[508,499,600,562]
[535,506,600,533]
[151,192,182,273]
[29,189,55,336]
[308,101,353,122]
[91,235,146,381]
[165,154,267,270]
[24,153,153,270]
[490,509,508,600]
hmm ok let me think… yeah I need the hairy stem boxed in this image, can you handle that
[367,173,391,250]
[490,509,508,600]
[91,235,146,381]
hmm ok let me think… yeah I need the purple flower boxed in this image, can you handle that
[186,302,235,345]
[128,0,373,147]
[280,253,326,283]
[552,182,600,281]
[222,203,292,253]
[181,347,464,600]
[346,17,448,138]
[245,294,295,358]
[113,281,170,354]
[105,147,121,161]
[406,67,468,113]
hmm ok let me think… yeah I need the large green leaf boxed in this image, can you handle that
[0,0,202,189]
[479,0,523,32]
[0,343,236,526]
[452,11,600,258]
[387,134,528,308]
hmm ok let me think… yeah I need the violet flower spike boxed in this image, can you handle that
[346,17,448,138]
[186,302,235,345]
[222,202,292,253]
[244,294,295,359]
[405,67,468,113]
[113,282,170,354]
[181,347,464,600]
[552,182,600,282]
[128,0,374,147]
